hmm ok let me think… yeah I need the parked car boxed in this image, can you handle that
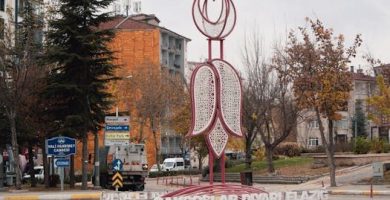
[163,158,185,171]
[149,164,165,172]
[22,166,44,183]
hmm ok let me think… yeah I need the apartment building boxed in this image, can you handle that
[98,14,190,165]
[297,67,377,148]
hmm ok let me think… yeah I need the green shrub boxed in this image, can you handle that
[353,137,371,154]
[274,142,301,157]
[148,169,201,178]
[253,148,265,161]
[384,143,390,153]
[370,138,385,153]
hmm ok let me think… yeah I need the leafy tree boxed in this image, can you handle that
[367,75,390,125]
[286,18,361,186]
[43,0,116,190]
[116,64,186,171]
[352,99,367,137]
[170,89,209,171]
[0,0,44,189]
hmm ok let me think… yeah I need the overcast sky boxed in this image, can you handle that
[115,0,390,73]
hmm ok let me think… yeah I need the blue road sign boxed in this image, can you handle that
[46,137,76,157]
[112,159,123,171]
[55,158,70,167]
[105,125,130,131]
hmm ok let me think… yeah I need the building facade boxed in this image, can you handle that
[99,14,190,165]
[296,67,378,148]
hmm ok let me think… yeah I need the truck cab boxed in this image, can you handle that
[163,158,185,171]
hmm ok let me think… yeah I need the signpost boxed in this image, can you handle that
[46,137,76,157]
[46,136,76,191]
[104,116,131,146]
[112,172,123,190]
[55,158,70,167]
[112,159,123,191]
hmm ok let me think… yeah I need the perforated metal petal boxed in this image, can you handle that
[207,118,229,158]
[190,64,217,136]
[212,59,243,137]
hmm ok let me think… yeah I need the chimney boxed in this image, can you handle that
[350,66,354,73]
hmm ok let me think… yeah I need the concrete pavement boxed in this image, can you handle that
[0,164,389,199]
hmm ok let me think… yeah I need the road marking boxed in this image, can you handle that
[4,195,39,200]
[71,193,101,199]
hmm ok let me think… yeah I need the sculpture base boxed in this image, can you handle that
[162,184,267,199]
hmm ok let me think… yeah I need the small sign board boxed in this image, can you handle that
[46,136,76,157]
[112,159,123,171]
[104,116,130,146]
[105,116,130,123]
[372,162,384,178]
[112,172,123,188]
[55,158,70,167]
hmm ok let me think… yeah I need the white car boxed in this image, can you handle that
[149,164,164,172]
[22,166,44,183]
[163,158,185,171]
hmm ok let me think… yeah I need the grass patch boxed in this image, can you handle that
[226,157,313,173]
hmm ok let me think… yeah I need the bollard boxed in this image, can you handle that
[370,183,373,199]
[322,181,324,188]
[171,177,173,185]
[157,177,159,185]
[184,178,186,186]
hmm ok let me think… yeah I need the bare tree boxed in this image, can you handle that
[117,63,186,170]
[0,2,44,189]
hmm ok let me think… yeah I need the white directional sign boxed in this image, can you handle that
[104,116,130,146]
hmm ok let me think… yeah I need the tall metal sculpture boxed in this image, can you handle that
[162,1,267,197]
[188,0,242,184]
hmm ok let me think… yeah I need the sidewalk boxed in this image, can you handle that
[328,184,390,196]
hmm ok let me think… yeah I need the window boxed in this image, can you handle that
[335,119,348,129]
[0,0,4,11]
[308,120,319,129]
[176,162,184,167]
[308,137,319,147]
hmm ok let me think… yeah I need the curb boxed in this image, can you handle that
[0,192,101,200]
[329,190,390,196]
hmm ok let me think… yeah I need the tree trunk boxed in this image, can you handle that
[28,143,36,187]
[265,146,275,173]
[9,112,21,190]
[69,155,75,188]
[315,108,337,187]
[245,139,252,170]
[327,119,337,187]
[137,120,145,143]
[93,132,100,188]
[0,147,4,189]
[81,133,88,190]
[152,130,160,171]
[42,140,49,188]
[197,151,203,171]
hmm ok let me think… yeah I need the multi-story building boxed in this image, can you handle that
[296,67,377,148]
[98,14,190,165]
[372,64,390,141]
